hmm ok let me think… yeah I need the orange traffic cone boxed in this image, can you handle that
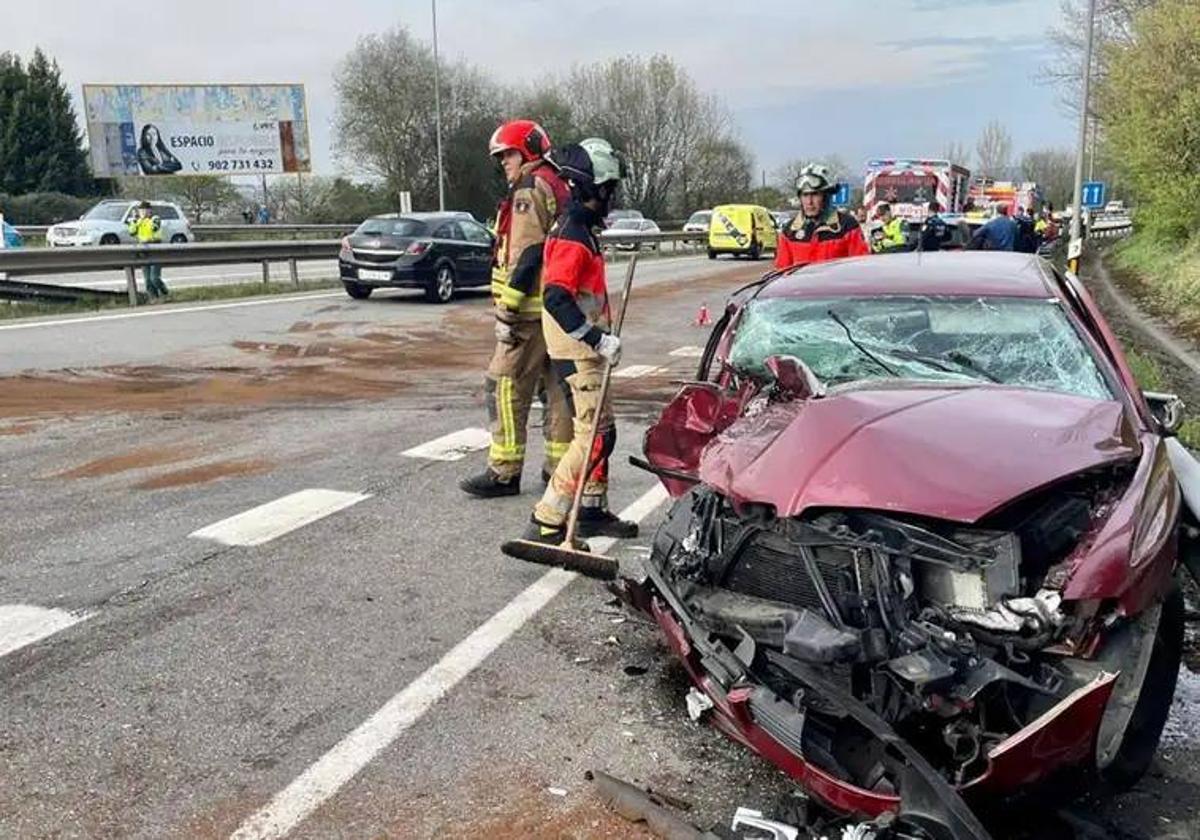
[694,302,712,326]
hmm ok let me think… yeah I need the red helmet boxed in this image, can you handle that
[489,120,551,162]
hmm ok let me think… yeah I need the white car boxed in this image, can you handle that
[682,210,712,232]
[600,218,661,250]
[46,199,194,247]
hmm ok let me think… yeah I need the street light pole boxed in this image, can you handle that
[1068,0,1098,274]
[431,0,446,212]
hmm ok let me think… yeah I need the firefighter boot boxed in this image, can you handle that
[520,516,589,551]
[576,507,639,539]
[460,469,520,499]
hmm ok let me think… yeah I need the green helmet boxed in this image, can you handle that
[553,137,627,188]
[796,163,836,195]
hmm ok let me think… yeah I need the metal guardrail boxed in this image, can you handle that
[13,223,356,240]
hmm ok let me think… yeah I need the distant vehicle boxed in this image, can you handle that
[771,209,798,231]
[864,158,972,223]
[1104,200,1128,215]
[338,212,494,303]
[600,218,662,251]
[46,199,194,247]
[604,208,643,227]
[967,178,1043,218]
[682,210,712,233]
[2,219,23,249]
[708,204,777,260]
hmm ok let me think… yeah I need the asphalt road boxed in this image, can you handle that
[0,252,1196,840]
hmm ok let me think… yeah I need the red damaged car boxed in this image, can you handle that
[628,252,1197,838]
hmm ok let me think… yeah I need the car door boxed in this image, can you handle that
[431,221,468,279]
[458,219,495,286]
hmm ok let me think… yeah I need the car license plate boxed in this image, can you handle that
[358,269,392,281]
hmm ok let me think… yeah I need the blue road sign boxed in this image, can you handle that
[832,182,851,207]
[1082,181,1106,209]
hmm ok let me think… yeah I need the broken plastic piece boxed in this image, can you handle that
[686,687,714,721]
[730,807,800,840]
[782,610,861,664]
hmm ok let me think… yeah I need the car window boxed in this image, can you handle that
[84,203,131,222]
[153,205,180,220]
[433,222,463,240]
[611,220,641,231]
[727,295,1113,401]
[356,218,426,237]
[460,221,493,245]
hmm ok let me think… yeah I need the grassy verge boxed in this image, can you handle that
[0,278,341,322]
[1123,340,1200,449]
[1110,233,1200,332]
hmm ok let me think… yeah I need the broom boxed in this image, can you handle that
[500,254,638,581]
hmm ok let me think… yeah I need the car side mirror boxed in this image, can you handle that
[764,354,824,400]
[1144,391,1184,435]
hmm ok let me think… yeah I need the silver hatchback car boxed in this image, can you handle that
[46,199,194,247]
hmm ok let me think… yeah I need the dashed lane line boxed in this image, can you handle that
[668,345,704,358]
[189,489,371,548]
[401,427,491,462]
[0,291,347,332]
[0,604,91,659]
[228,482,671,840]
[613,364,665,379]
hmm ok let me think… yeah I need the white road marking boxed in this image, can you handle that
[0,291,347,333]
[613,364,664,379]
[229,482,670,840]
[401,427,491,462]
[0,604,90,658]
[668,346,704,358]
[190,489,370,547]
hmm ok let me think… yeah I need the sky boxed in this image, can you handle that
[6,0,1076,183]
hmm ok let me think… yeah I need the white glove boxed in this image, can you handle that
[495,320,519,345]
[595,333,622,367]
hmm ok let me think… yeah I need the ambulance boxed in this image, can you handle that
[863,159,972,223]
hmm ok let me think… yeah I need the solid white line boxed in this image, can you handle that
[401,427,491,462]
[613,364,664,379]
[668,346,704,358]
[0,604,91,658]
[229,482,670,840]
[0,291,346,332]
[190,489,370,547]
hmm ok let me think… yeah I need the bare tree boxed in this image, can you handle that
[678,137,753,212]
[566,55,731,219]
[1019,148,1076,209]
[942,141,971,167]
[1040,0,1156,114]
[118,175,241,222]
[974,120,1014,179]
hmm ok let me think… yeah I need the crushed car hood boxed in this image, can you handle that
[698,385,1138,523]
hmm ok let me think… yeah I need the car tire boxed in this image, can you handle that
[343,281,373,300]
[707,249,717,260]
[1097,584,1184,791]
[425,263,455,304]
[99,234,120,245]
[748,241,762,261]
[170,234,188,244]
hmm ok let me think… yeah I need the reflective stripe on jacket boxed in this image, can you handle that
[127,216,162,244]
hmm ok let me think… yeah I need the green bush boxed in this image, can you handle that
[0,192,95,225]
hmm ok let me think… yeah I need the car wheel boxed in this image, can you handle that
[707,249,717,260]
[99,234,120,245]
[1096,584,1184,791]
[343,281,373,300]
[170,234,188,244]
[748,241,762,261]
[425,264,455,303]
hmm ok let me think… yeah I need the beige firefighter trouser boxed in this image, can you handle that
[534,357,613,527]
[486,320,573,480]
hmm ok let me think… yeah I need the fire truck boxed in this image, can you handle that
[966,179,1043,218]
[863,158,972,222]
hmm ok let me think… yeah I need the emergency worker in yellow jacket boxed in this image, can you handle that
[461,120,574,498]
[127,201,170,299]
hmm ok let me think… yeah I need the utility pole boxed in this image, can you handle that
[1068,0,1097,274]
[431,0,446,211]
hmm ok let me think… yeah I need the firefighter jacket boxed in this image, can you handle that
[774,207,870,269]
[541,201,611,361]
[492,160,569,322]
[127,215,162,244]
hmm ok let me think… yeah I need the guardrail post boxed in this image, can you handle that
[124,266,138,307]
[288,258,299,287]
[261,260,270,285]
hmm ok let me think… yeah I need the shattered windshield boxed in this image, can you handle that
[727,295,1113,401]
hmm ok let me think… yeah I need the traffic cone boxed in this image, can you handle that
[694,302,712,326]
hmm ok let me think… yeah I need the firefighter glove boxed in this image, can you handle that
[595,333,622,367]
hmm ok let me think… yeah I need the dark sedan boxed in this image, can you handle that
[338,212,493,303]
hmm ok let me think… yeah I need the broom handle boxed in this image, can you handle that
[563,254,638,545]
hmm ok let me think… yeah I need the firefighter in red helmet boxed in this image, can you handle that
[774,163,870,269]
[461,120,574,499]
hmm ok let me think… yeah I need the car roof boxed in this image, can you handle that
[366,212,474,222]
[759,251,1057,300]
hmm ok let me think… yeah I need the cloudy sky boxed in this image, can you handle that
[8,0,1075,179]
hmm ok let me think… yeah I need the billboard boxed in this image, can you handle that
[81,84,311,177]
